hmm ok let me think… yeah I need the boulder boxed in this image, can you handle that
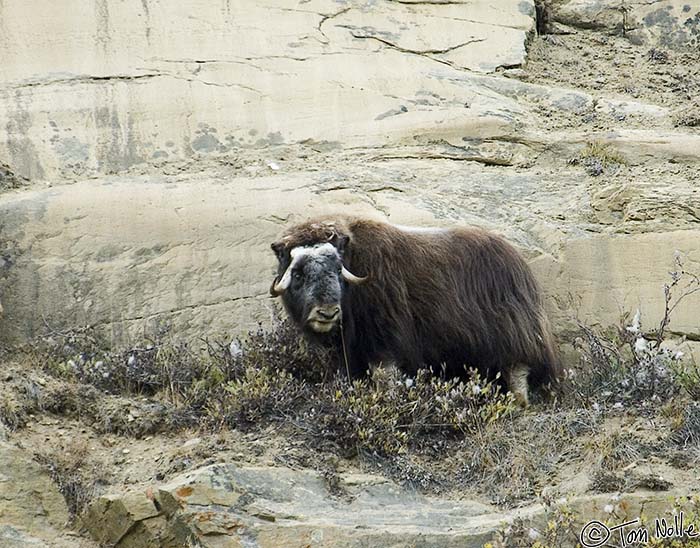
[84,464,526,547]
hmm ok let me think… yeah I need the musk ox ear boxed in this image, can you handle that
[270,241,285,260]
[329,233,350,254]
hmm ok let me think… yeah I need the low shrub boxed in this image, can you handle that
[563,255,699,410]
[300,367,515,457]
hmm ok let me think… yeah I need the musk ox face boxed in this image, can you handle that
[270,242,365,335]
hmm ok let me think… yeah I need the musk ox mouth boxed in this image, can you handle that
[306,305,341,333]
[307,319,339,333]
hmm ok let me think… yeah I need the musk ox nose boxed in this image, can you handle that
[316,305,340,321]
[307,304,341,333]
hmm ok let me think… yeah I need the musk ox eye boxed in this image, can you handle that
[293,270,303,281]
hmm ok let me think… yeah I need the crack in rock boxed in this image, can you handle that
[388,0,470,4]
[347,30,486,56]
[5,73,162,90]
[318,6,353,43]
[145,55,312,64]
[371,151,514,166]
[87,293,270,328]
[161,72,264,95]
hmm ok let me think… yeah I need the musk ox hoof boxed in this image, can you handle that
[506,364,530,408]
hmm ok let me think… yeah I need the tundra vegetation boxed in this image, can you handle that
[1,260,699,546]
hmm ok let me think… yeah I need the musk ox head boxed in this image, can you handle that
[270,230,366,335]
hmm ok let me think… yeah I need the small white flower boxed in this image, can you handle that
[611,494,620,502]
[472,384,481,395]
[613,402,624,410]
[95,360,104,369]
[592,403,601,412]
[674,351,685,361]
[127,355,136,366]
[229,340,243,359]
[626,309,641,334]
[634,337,648,354]
[102,371,110,379]
[405,378,414,389]
[604,504,615,514]
[528,528,540,540]
[67,359,77,370]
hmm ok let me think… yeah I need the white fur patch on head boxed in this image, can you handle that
[289,242,338,261]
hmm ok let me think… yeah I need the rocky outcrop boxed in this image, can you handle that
[0,441,69,534]
[84,463,517,547]
[1,1,700,546]
[83,462,699,548]
[0,439,78,547]
[550,0,700,48]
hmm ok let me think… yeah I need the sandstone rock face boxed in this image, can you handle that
[551,0,700,48]
[0,0,699,352]
[1,154,698,347]
[2,2,700,546]
[0,0,534,182]
[0,169,434,344]
[0,526,48,548]
[83,462,699,548]
[0,441,70,546]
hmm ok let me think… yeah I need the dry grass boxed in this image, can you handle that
[569,140,626,176]
[34,439,110,520]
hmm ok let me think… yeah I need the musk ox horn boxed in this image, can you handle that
[341,266,367,285]
[270,267,293,296]
[269,278,284,296]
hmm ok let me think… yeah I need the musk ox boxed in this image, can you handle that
[270,215,559,406]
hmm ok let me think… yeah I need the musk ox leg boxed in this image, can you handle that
[336,344,371,380]
[506,364,530,408]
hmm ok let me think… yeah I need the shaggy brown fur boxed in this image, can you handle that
[271,216,560,400]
